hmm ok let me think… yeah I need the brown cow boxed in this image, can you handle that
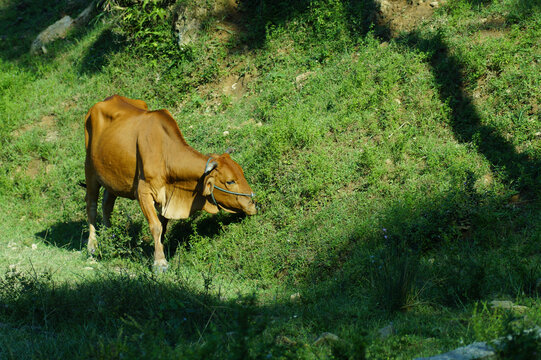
[84,95,256,271]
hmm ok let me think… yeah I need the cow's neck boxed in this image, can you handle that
[159,139,218,218]
[165,140,209,181]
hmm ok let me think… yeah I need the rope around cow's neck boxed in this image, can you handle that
[204,157,255,208]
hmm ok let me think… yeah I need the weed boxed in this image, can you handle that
[93,207,146,260]
[369,230,420,312]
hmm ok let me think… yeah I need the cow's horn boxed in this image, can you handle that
[205,159,218,173]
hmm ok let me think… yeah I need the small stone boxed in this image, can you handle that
[430,1,439,7]
[223,130,230,136]
[31,244,38,250]
[290,292,301,302]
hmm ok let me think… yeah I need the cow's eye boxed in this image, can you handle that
[226,180,236,185]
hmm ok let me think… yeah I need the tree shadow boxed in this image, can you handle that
[231,0,387,50]
[397,30,540,194]
[77,28,126,75]
[0,268,284,358]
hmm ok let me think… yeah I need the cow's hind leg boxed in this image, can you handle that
[85,178,100,255]
[138,190,168,272]
[102,189,117,228]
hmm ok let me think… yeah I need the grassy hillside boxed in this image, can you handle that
[0,0,540,358]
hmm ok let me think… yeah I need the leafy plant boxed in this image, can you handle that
[496,315,541,360]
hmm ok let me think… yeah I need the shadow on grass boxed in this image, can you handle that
[165,212,248,258]
[34,208,247,267]
[302,11,540,314]
[0,268,282,359]
[299,186,541,320]
[398,30,540,194]
[35,220,87,251]
[77,28,126,75]
[231,0,387,50]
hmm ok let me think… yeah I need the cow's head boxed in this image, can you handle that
[203,153,257,215]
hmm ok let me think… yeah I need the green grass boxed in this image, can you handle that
[0,0,540,358]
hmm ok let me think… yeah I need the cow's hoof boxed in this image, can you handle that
[153,260,169,273]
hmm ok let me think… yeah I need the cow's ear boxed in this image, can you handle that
[205,160,218,174]
[203,176,215,196]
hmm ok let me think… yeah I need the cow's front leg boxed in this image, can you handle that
[138,191,168,272]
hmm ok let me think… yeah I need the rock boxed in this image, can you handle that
[30,1,97,54]
[290,292,301,302]
[174,0,237,48]
[415,341,495,360]
[30,15,74,54]
[313,332,340,346]
[174,5,207,48]
[223,130,230,136]
[490,300,528,313]
[379,323,396,339]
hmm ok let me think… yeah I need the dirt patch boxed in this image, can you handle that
[12,114,58,141]
[376,0,445,36]
[23,158,53,179]
[475,16,509,43]
[221,73,252,99]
